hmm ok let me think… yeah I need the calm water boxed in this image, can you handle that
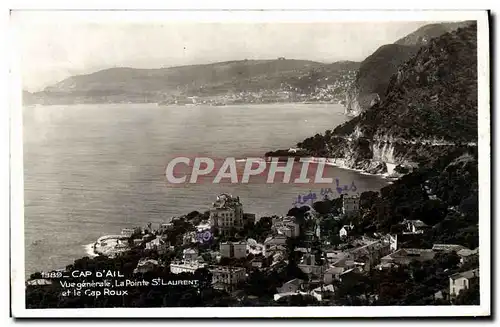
[23,103,388,276]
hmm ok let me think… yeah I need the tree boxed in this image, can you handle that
[312,200,333,215]
[454,281,480,305]
[360,191,380,210]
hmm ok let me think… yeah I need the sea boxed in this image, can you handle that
[22,103,389,277]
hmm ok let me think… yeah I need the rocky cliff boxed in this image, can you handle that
[299,23,478,174]
[344,21,473,116]
[344,44,416,116]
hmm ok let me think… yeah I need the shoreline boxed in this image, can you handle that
[25,101,346,108]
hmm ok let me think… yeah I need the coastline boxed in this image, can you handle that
[26,100,346,107]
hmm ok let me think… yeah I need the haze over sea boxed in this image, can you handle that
[23,103,388,276]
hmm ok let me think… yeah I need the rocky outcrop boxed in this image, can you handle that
[299,23,478,174]
[344,44,418,116]
[343,21,473,117]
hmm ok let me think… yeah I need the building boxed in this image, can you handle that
[311,284,335,302]
[170,261,206,274]
[26,279,53,286]
[388,234,398,251]
[339,224,355,239]
[347,238,391,265]
[324,266,345,284]
[298,253,324,277]
[324,249,347,265]
[209,194,244,236]
[449,268,479,298]
[457,248,479,266]
[276,278,305,293]
[145,236,169,254]
[142,234,155,243]
[134,259,160,274]
[273,216,300,238]
[210,266,246,290]
[264,234,288,249]
[432,244,467,253]
[342,195,360,216]
[402,219,431,234]
[121,227,141,238]
[380,248,436,266]
[220,241,247,259]
[183,248,199,262]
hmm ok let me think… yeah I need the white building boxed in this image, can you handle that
[403,219,430,234]
[209,266,246,288]
[339,224,354,239]
[274,216,300,238]
[220,241,247,259]
[145,236,169,254]
[183,248,199,262]
[209,194,244,236]
[449,268,479,297]
[170,261,206,274]
[134,259,160,274]
[276,278,304,293]
[342,195,360,216]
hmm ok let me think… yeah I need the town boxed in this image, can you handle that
[27,190,480,306]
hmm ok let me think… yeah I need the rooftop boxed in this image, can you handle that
[432,244,467,252]
[210,266,245,272]
[221,241,247,245]
[281,278,304,287]
[137,259,159,266]
[27,279,53,286]
[381,248,436,261]
[457,248,479,257]
[450,268,479,280]
[212,193,242,209]
[171,261,205,268]
[325,266,344,275]
[405,219,429,227]
[264,234,287,244]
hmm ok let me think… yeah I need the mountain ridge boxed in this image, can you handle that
[297,23,478,174]
[27,59,360,105]
[343,21,474,116]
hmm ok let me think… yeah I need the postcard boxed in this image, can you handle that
[9,9,490,318]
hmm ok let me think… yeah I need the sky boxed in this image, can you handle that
[16,21,432,92]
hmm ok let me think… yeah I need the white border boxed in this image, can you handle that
[9,9,490,318]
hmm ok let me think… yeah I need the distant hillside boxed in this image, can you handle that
[30,59,359,105]
[298,23,478,173]
[344,21,473,116]
[22,91,36,105]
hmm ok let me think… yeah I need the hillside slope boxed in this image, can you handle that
[298,23,478,173]
[29,59,359,105]
[344,21,473,116]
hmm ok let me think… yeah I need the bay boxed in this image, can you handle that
[23,103,388,276]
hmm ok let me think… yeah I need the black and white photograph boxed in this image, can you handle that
[9,9,490,318]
